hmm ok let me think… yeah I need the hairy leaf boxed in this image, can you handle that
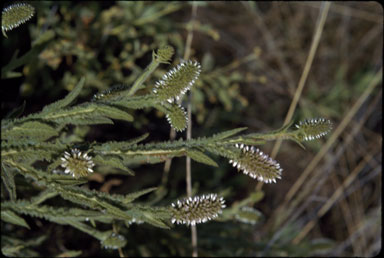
[111,95,158,109]
[122,187,158,203]
[186,149,218,167]
[93,133,149,152]
[141,211,170,229]
[42,77,86,113]
[2,31,54,78]
[234,207,263,225]
[30,190,58,205]
[210,127,248,141]
[2,142,66,163]
[42,104,114,125]
[2,121,58,143]
[93,155,135,175]
[1,163,17,200]
[96,103,134,122]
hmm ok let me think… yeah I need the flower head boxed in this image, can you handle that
[229,144,282,183]
[171,193,226,226]
[153,60,201,103]
[165,104,188,132]
[295,118,332,141]
[2,3,35,37]
[60,148,95,178]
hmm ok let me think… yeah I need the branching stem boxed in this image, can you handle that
[126,58,159,97]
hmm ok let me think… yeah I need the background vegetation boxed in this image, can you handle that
[1,1,382,256]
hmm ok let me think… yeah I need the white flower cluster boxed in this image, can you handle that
[60,148,95,178]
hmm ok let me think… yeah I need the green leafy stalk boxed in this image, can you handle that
[126,45,174,96]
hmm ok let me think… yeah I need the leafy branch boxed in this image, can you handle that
[1,43,332,253]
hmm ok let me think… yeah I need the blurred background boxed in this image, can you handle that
[1,1,382,256]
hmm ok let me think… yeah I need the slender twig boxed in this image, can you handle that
[113,223,126,257]
[184,3,199,257]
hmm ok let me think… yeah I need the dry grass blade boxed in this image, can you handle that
[292,147,381,244]
[296,2,382,23]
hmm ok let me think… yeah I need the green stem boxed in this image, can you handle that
[126,57,159,97]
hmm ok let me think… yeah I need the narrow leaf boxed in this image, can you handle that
[210,127,248,141]
[1,164,17,200]
[111,95,157,109]
[93,155,135,176]
[30,190,58,205]
[1,210,30,229]
[142,212,170,229]
[186,149,218,167]
[2,121,58,142]
[5,100,26,119]
[97,103,134,122]
[2,30,54,77]
[234,207,263,225]
[48,175,89,185]
[56,250,82,257]
[43,104,114,125]
[42,77,86,113]
[123,187,158,203]
[93,133,149,152]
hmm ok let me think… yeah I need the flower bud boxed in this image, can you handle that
[295,118,332,141]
